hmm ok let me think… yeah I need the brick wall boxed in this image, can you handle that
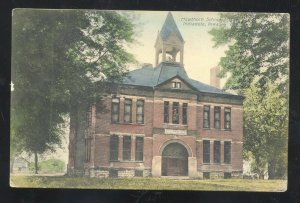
[196,103,243,173]
[94,135,110,166]
[95,96,154,136]
[87,87,243,178]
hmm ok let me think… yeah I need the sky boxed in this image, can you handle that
[125,11,229,86]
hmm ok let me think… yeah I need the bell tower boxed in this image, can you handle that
[155,12,185,67]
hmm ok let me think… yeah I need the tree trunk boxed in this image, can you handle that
[259,173,264,179]
[67,103,78,175]
[268,159,276,179]
[34,152,38,174]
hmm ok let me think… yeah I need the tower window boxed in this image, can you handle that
[124,99,132,123]
[164,101,169,123]
[111,98,120,123]
[172,102,179,124]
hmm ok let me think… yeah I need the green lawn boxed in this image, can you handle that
[10,175,287,192]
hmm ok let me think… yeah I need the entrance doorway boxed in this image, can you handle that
[162,142,188,176]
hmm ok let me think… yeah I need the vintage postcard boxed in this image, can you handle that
[10,9,289,191]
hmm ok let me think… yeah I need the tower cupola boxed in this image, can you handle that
[154,12,185,67]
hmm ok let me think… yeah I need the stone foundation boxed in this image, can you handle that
[84,168,242,179]
[90,168,152,178]
[118,169,135,177]
[95,170,109,178]
[231,171,243,178]
[144,169,151,177]
[68,169,84,176]
[198,171,243,179]
[210,171,224,179]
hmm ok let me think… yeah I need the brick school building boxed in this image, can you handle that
[68,12,244,179]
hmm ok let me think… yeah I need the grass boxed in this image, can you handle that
[10,175,287,192]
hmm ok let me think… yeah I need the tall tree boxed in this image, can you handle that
[11,9,137,174]
[65,10,137,174]
[209,13,289,94]
[209,13,289,179]
[243,82,288,179]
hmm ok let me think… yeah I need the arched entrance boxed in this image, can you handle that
[161,143,188,176]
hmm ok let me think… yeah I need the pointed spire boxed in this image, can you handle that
[154,12,185,67]
[160,12,184,42]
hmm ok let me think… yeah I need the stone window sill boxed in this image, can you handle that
[202,128,232,132]
[111,122,145,126]
[203,163,232,166]
[110,160,119,162]
[163,123,188,127]
[110,160,144,163]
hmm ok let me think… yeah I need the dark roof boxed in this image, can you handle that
[122,62,236,96]
[160,12,184,43]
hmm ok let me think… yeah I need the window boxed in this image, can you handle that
[203,172,210,179]
[214,106,221,129]
[214,141,221,164]
[110,135,119,161]
[124,99,132,123]
[86,106,92,127]
[203,140,210,163]
[123,136,131,160]
[135,137,144,161]
[224,141,231,164]
[203,106,210,128]
[172,102,179,124]
[164,101,169,123]
[172,82,181,89]
[172,82,176,88]
[136,100,144,124]
[224,107,231,130]
[176,82,181,88]
[109,169,118,177]
[224,172,231,179]
[182,103,188,125]
[111,98,120,123]
[135,170,143,177]
[85,138,91,162]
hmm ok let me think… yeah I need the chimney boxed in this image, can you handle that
[210,66,220,89]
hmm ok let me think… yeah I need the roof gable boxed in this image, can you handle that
[155,75,199,92]
[122,62,236,96]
